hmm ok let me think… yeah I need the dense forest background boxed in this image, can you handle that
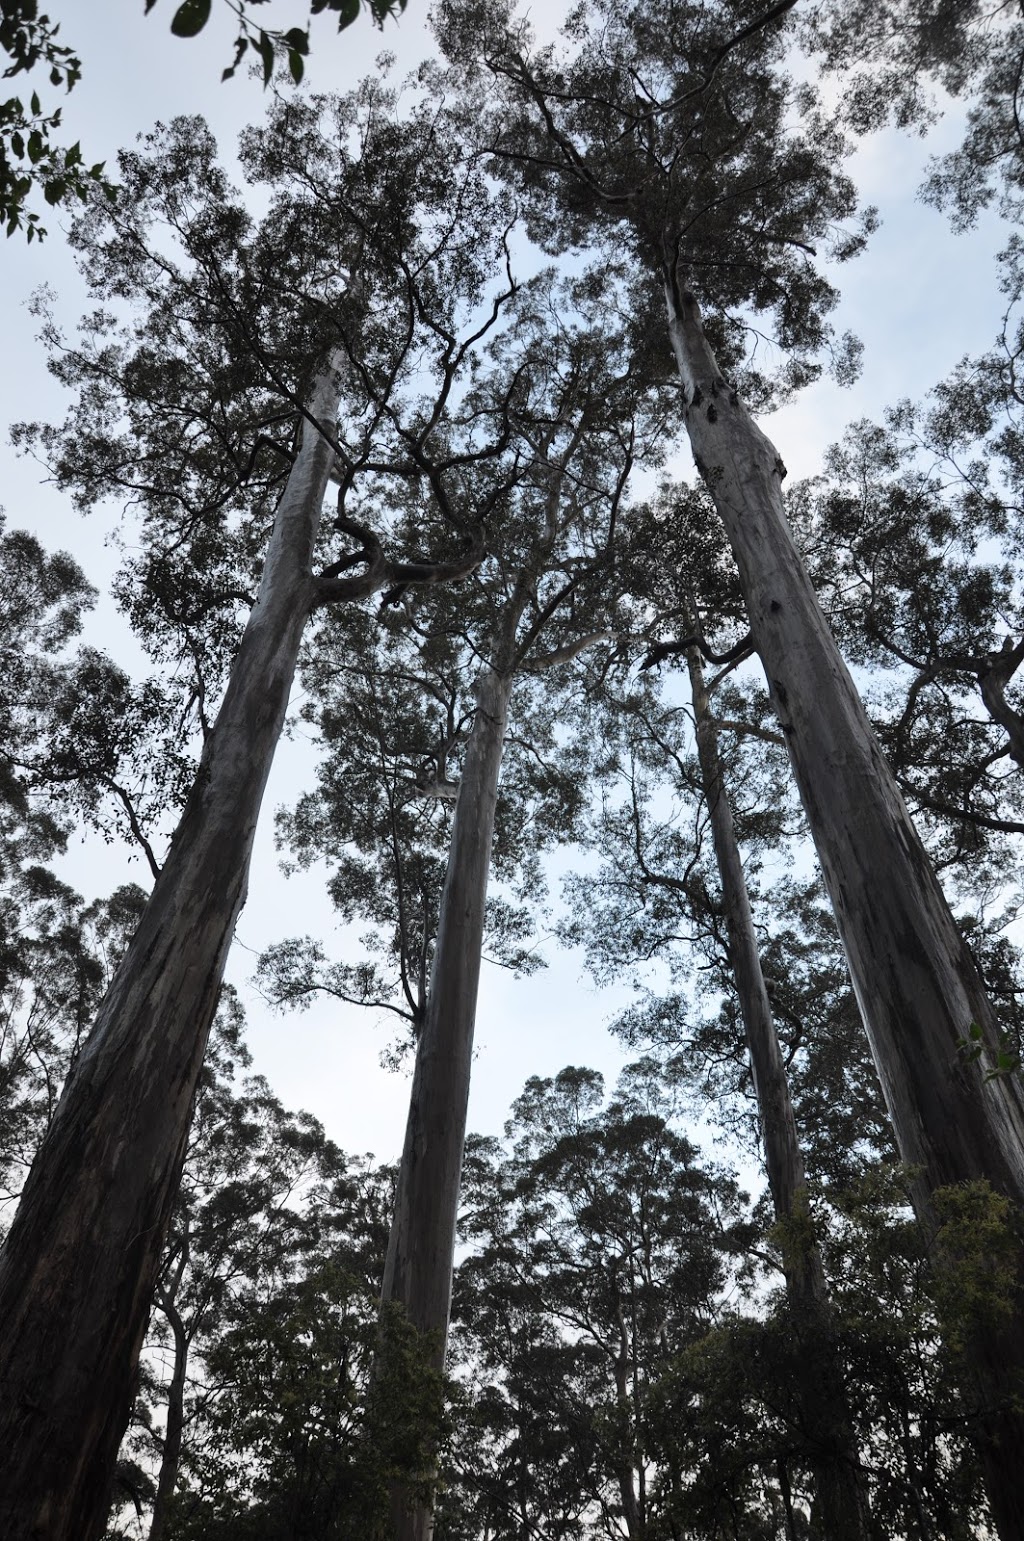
[4,2,1024,1538]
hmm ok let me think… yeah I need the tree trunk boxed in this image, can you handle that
[147,1295,188,1541]
[978,638,1024,770]
[381,664,513,1541]
[687,647,871,1541]
[0,357,342,1541]
[666,279,1024,1540]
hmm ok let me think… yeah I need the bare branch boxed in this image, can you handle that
[527,629,617,672]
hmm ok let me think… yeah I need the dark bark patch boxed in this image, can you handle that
[706,403,717,423]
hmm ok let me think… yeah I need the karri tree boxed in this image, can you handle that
[448,1063,750,1540]
[261,262,679,1538]
[0,79,512,1538]
[563,484,876,1534]
[434,5,1024,1526]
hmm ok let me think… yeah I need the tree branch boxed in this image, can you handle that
[639,632,753,671]
[526,629,617,672]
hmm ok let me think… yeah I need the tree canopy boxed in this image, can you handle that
[5,2,1024,1538]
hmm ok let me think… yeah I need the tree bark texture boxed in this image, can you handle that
[687,648,871,1541]
[0,357,343,1541]
[381,665,513,1541]
[666,281,1024,1540]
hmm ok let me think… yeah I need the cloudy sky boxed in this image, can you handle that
[0,0,1010,1171]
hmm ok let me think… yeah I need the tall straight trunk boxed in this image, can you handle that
[147,1295,188,1541]
[666,279,1024,1539]
[0,358,342,1541]
[687,647,870,1541]
[381,664,513,1541]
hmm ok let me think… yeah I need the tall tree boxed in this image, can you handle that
[684,641,871,1537]
[434,6,1024,1526]
[262,265,677,1539]
[562,484,878,1532]
[447,1063,749,1541]
[0,82,509,1539]
[102,996,401,1541]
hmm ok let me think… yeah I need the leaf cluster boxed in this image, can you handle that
[435,0,872,402]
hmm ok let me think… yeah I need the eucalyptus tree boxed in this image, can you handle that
[802,0,1024,228]
[684,645,872,1535]
[433,6,1024,1524]
[161,1258,441,1541]
[447,1064,749,1541]
[102,994,397,1541]
[0,518,156,1221]
[260,262,677,1538]
[562,486,878,1534]
[565,484,890,1185]
[0,78,517,1538]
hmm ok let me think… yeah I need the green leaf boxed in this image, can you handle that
[256,30,274,86]
[145,0,160,12]
[27,129,43,165]
[43,178,66,206]
[337,0,361,29]
[30,91,40,115]
[10,131,23,158]
[288,48,304,84]
[283,27,309,54]
[969,1022,984,1041]
[170,0,212,38]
